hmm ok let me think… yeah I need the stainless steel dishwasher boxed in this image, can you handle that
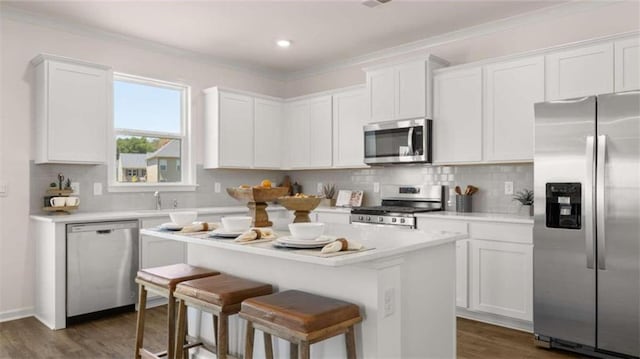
[66,221,139,323]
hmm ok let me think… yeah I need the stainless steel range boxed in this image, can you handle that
[350,185,444,228]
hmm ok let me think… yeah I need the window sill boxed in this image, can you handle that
[108,183,199,193]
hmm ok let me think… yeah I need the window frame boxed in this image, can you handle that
[108,73,196,192]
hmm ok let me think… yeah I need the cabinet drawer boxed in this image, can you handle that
[417,218,468,234]
[469,222,532,244]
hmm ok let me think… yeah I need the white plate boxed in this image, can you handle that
[274,236,336,248]
[160,222,183,231]
[210,228,246,238]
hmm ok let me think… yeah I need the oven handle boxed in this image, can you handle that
[407,127,414,155]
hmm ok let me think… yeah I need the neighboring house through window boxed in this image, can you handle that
[109,73,194,191]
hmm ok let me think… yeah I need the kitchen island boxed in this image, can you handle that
[141,222,465,359]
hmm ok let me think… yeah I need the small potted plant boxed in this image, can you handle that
[320,184,336,207]
[513,189,534,216]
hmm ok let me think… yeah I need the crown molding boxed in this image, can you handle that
[283,0,621,81]
[0,4,288,81]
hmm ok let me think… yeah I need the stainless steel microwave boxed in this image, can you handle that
[363,119,432,165]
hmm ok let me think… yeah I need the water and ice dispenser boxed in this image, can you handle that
[545,183,582,229]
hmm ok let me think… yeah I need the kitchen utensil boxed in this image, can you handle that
[65,197,80,206]
[50,197,66,207]
[288,222,325,240]
[455,186,462,195]
[227,186,289,227]
[221,216,252,232]
[456,195,472,212]
[160,222,183,231]
[169,211,197,226]
[278,196,322,223]
[210,228,245,238]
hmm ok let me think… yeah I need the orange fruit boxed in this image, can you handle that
[260,179,272,188]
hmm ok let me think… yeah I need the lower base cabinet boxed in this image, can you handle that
[456,239,469,308]
[469,239,533,321]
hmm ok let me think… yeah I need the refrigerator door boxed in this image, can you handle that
[533,96,597,347]
[596,91,640,357]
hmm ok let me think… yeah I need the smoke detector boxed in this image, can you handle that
[362,0,392,8]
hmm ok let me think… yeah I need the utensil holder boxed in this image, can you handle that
[456,195,472,213]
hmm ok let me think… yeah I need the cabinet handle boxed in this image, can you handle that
[584,136,595,269]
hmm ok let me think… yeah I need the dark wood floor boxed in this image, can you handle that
[0,307,579,358]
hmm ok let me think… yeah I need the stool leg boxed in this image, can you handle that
[244,320,255,359]
[167,292,177,359]
[264,333,274,359]
[217,313,229,359]
[299,341,310,359]
[134,284,147,359]
[213,314,218,346]
[345,326,357,359]
[175,300,187,359]
[289,342,298,359]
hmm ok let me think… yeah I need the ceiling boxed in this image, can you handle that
[4,0,567,76]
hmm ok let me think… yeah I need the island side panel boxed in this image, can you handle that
[186,242,385,359]
[402,241,457,358]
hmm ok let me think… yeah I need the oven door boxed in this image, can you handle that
[364,119,431,164]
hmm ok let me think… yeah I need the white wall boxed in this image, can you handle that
[0,16,284,319]
[283,1,640,97]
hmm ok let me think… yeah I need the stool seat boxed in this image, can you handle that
[136,263,220,290]
[175,274,273,308]
[241,290,361,333]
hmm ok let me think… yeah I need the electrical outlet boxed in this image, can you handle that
[317,182,323,194]
[214,182,221,193]
[70,182,80,194]
[373,182,380,193]
[504,181,514,195]
[93,182,103,196]
[384,288,395,317]
[0,182,7,197]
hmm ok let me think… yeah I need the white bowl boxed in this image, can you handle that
[288,223,325,240]
[169,211,197,226]
[221,216,252,232]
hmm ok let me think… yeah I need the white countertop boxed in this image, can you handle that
[415,211,533,224]
[141,223,465,267]
[30,206,285,223]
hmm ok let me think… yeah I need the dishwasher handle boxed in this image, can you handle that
[67,221,139,233]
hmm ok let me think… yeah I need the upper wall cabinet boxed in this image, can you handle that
[283,96,333,169]
[545,43,614,100]
[32,55,111,164]
[483,56,544,162]
[365,56,447,124]
[433,67,483,164]
[615,38,640,92]
[332,87,367,168]
[254,98,283,169]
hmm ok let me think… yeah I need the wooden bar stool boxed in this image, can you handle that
[174,273,273,359]
[134,264,220,359]
[240,290,363,359]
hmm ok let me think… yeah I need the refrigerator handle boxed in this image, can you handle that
[585,135,596,269]
[596,135,607,270]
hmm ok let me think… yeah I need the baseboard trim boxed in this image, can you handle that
[0,307,34,323]
[457,307,533,333]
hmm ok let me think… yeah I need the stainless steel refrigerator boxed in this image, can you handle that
[533,91,640,358]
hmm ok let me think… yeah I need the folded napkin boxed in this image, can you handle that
[180,222,220,233]
[321,238,363,254]
[234,228,277,242]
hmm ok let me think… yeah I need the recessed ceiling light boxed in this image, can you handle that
[276,40,291,48]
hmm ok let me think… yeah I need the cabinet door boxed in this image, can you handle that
[366,68,395,123]
[308,96,333,168]
[332,88,366,168]
[615,37,640,92]
[140,218,186,299]
[484,57,544,162]
[546,43,614,100]
[456,239,469,308]
[48,61,109,163]
[219,92,254,167]
[286,100,310,168]
[469,239,533,321]
[433,67,483,163]
[254,98,282,169]
[395,60,426,120]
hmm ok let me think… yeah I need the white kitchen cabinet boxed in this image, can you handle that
[366,68,395,123]
[483,56,544,162]
[332,88,367,168]
[285,100,311,168]
[254,98,283,169]
[314,211,350,224]
[365,57,447,123]
[469,239,533,322]
[204,88,254,168]
[32,54,111,164]
[456,239,469,308]
[615,37,640,92]
[433,67,483,164]
[545,43,614,100]
[308,96,333,167]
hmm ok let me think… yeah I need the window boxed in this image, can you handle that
[109,73,194,191]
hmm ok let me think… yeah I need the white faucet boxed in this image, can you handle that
[153,191,161,210]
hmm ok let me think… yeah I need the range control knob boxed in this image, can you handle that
[378,217,384,222]
[400,218,406,224]
[366,216,371,221]
[359,216,364,221]
[392,218,397,223]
